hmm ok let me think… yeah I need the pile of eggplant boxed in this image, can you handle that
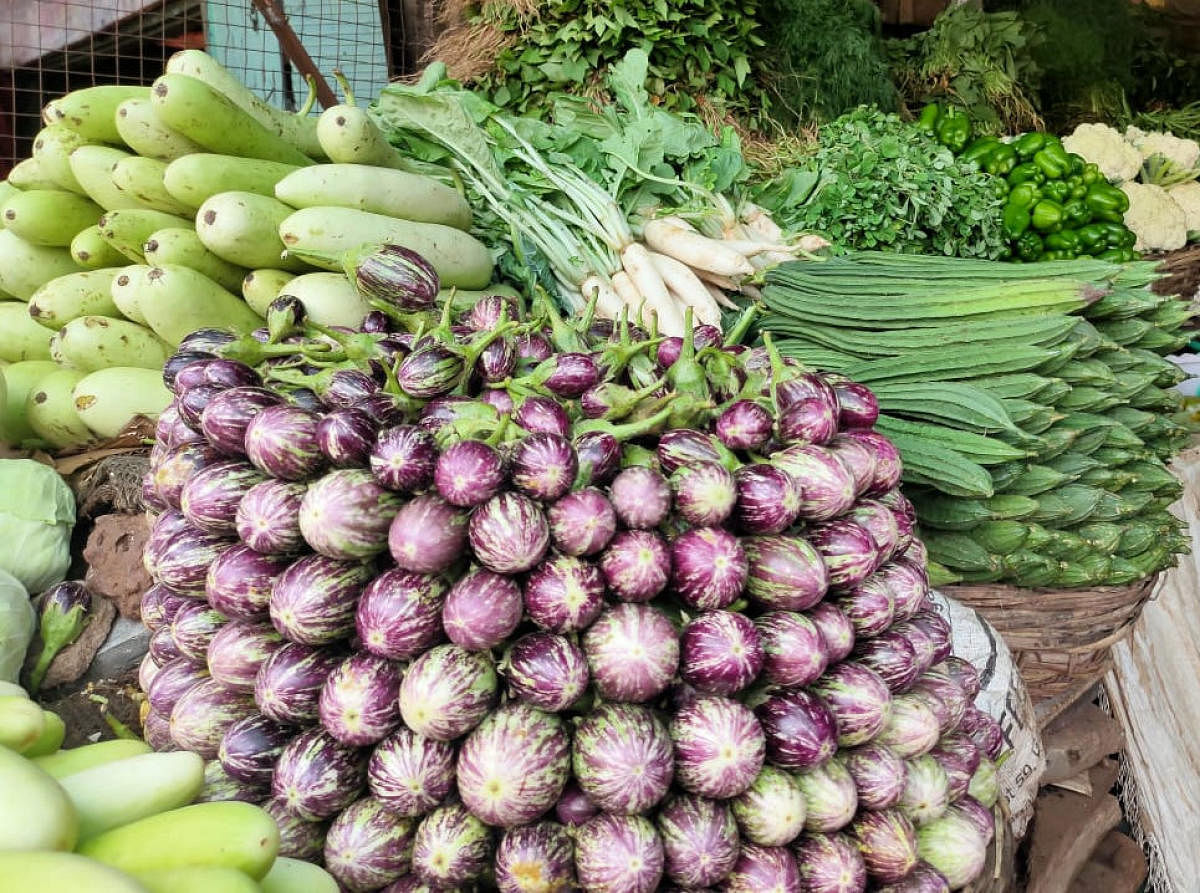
[137,245,1003,892]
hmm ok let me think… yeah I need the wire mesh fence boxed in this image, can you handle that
[0,0,437,175]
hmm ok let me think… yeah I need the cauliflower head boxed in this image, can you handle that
[1121,181,1188,252]
[1063,123,1142,184]
[1125,127,1200,169]
[1168,181,1200,236]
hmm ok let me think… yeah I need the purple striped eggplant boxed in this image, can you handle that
[910,669,969,734]
[235,479,307,555]
[756,611,828,688]
[743,534,829,612]
[848,500,900,568]
[468,492,551,574]
[716,400,773,450]
[845,743,907,812]
[793,832,867,893]
[875,863,952,893]
[176,383,223,428]
[298,469,401,559]
[724,844,802,893]
[852,808,918,883]
[262,797,329,861]
[371,425,437,493]
[953,795,995,843]
[170,601,228,662]
[397,344,463,399]
[608,466,671,529]
[269,554,373,646]
[139,653,160,692]
[812,661,892,748]
[657,428,733,475]
[573,813,664,893]
[476,336,517,383]
[200,387,281,456]
[218,713,293,786]
[510,434,578,503]
[179,460,265,535]
[836,576,896,639]
[755,689,838,772]
[197,759,267,804]
[319,653,403,747]
[494,822,576,893]
[419,395,488,433]
[731,765,808,848]
[155,403,201,448]
[547,487,616,557]
[671,526,748,611]
[398,644,497,741]
[854,630,920,694]
[533,352,599,398]
[828,434,877,497]
[145,509,191,574]
[169,678,256,759]
[572,703,673,815]
[411,804,492,887]
[480,386,515,414]
[435,440,506,507]
[898,755,950,827]
[142,708,174,752]
[324,796,416,893]
[148,625,184,666]
[807,601,856,664]
[147,657,209,716]
[915,812,985,890]
[876,695,942,760]
[140,583,187,631]
[680,610,763,696]
[463,294,519,331]
[154,526,234,595]
[669,461,737,527]
[206,621,284,692]
[272,727,368,820]
[388,495,469,574]
[368,727,457,817]
[255,641,346,725]
[516,395,570,437]
[843,430,902,496]
[457,701,569,827]
[573,430,621,485]
[775,371,838,414]
[442,567,523,652]
[555,782,598,827]
[808,519,879,589]
[356,568,447,660]
[734,463,803,535]
[874,561,930,624]
[796,759,858,834]
[657,793,739,889]
[352,244,440,309]
[832,380,879,429]
[893,621,938,678]
[582,603,679,703]
[503,632,589,711]
[152,443,222,509]
[778,395,838,446]
[908,611,953,665]
[523,553,605,634]
[244,403,324,480]
[942,657,982,701]
[174,356,259,393]
[206,544,290,621]
[772,444,857,522]
[599,530,671,603]
[316,407,378,468]
[959,708,1003,762]
[929,735,980,803]
[671,695,765,799]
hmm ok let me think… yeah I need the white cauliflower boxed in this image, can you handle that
[1168,180,1200,236]
[1062,122,1142,184]
[1121,181,1188,252]
[1125,126,1200,169]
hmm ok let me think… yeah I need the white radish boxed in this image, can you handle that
[647,250,722,327]
[798,234,832,253]
[580,275,626,321]
[694,269,742,293]
[620,243,685,336]
[704,282,739,311]
[611,270,644,312]
[642,218,755,279]
[741,203,785,242]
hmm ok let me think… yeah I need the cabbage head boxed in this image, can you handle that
[0,567,33,683]
[0,459,75,593]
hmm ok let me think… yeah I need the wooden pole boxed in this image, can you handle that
[249,0,338,109]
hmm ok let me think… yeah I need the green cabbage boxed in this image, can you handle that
[0,459,75,593]
[0,568,33,684]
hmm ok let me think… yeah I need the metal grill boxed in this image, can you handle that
[0,0,436,175]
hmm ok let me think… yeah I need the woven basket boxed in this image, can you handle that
[942,577,1158,705]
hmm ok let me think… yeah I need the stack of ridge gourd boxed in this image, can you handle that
[0,52,496,452]
[761,253,1192,589]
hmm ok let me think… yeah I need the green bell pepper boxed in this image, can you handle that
[937,113,971,154]
[1081,163,1102,185]
[1031,199,1065,233]
[1098,248,1139,263]
[1045,231,1081,253]
[1076,224,1109,253]
[917,103,942,135]
[1033,144,1072,180]
[1008,163,1046,187]
[1067,153,1087,175]
[991,179,1012,200]
[1012,132,1047,159]
[1097,222,1134,249]
[1016,230,1045,261]
[1041,180,1071,204]
[984,144,1018,176]
[1008,183,1040,209]
[1063,200,1092,228]
[960,136,1002,165]
[1042,249,1076,261]
[1003,202,1032,238]
[1085,183,1130,216]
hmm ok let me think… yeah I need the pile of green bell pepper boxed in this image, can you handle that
[918,104,1141,263]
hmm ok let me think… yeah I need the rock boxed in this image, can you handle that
[1026,788,1122,893]
[24,594,117,691]
[82,513,153,620]
[1041,700,1125,786]
[1068,832,1148,893]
